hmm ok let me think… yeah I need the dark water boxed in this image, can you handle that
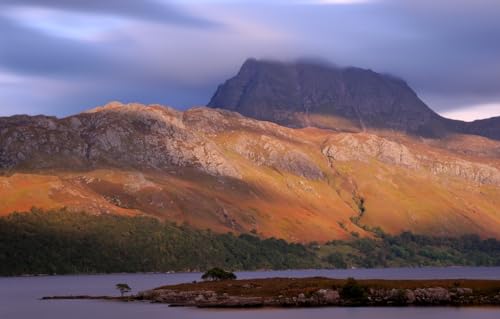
[1,267,499,319]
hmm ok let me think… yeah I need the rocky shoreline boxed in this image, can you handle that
[42,277,500,308]
[136,286,500,308]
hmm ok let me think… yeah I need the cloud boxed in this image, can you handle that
[0,16,115,77]
[244,0,500,117]
[0,0,499,120]
[307,0,376,4]
[0,0,217,27]
[379,0,500,96]
[0,2,295,116]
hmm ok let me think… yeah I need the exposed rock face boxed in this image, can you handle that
[232,135,324,180]
[0,103,240,178]
[429,160,500,185]
[322,133,419,169]
[321,133,500,185]
[208,59,499,140]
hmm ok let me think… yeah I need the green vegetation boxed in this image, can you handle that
[0,209,499,276]
[0,209,317,276]
[340,277,366,302]
[115,283,131,296]
[202,267,237,281]
[349,196,366,225]
[319,231,500,268]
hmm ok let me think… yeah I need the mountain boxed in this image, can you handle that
[208,59,498,140]
[465,116,500,140]
[1,102,500,241]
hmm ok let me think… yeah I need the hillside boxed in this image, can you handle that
[1,102,500,241]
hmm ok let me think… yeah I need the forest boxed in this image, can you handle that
[0,209,499,276]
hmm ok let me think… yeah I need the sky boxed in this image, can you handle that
[0,0,499,121]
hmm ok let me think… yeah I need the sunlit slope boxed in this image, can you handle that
[1,103,499,241]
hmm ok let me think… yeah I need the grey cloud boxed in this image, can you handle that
[0,75,216,117]
[0,0,499,118]
[275,0,500,110]
[383,0,500,94]
[0,0,217,27]
[0,16,114,77]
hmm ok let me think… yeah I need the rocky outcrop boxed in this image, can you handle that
[322,133,419,169]
[429,160,500,185]
[2,103,498,186]
[232,135,324,180]
[0,102,241,178]
[321,133,500,185]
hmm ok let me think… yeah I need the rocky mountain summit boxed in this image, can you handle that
[1,102,500,241]
[209,59,499,140]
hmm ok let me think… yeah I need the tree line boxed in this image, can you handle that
[0,208,317,275]
[0,208,498,276]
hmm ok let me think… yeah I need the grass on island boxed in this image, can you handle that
[155,277,500,298]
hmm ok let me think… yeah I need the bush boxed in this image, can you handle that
[340,277,366,301]
[116,283,131,296]
[326,253,347,268]
[201,267,237,281]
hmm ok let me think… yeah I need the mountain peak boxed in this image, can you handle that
[84,101,125,113]
[209,58,447,138]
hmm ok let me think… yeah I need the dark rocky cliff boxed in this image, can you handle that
[209,59,498,140]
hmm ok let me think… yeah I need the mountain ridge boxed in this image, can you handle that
[1,102,500,241]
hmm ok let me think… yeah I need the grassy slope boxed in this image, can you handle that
[1,119,500,242]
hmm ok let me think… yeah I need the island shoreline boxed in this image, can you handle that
[42,277,500,308]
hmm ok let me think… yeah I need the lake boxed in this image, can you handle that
[1,267,499,319]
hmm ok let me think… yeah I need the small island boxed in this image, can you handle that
[44,275,500,308]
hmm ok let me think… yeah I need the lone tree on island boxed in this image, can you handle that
[201,267,237,281]
[116,283,131,297]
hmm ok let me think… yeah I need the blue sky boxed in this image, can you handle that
[0,0,499,121]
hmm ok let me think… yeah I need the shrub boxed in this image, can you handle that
[340,277,366,301]
[116,283,131,296]
[326,253,347,268]
[201,267,237,281]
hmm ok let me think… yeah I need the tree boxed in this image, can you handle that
[326,252,347,268]
[116,283,131,296]
[340,277,366,301]
[201,267,237,281]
